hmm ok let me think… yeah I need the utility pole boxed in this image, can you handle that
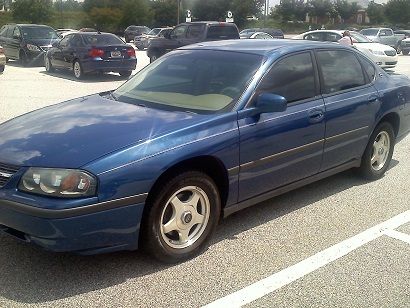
[177,0,181,25]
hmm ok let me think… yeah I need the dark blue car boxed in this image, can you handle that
[1,40,410,262]
[44,32,136,79]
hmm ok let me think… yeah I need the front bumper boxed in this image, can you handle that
[0,194,146,254]
[81,58,137,74]
[372,54,398,68]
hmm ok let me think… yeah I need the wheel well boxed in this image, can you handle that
[145,156,230,210]
[379,113,400,138]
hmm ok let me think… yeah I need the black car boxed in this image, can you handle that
[240,28,284,39]
[124,25,150,43]
[44,32,136,79]
[0,24,60,66]
[147,21,240,62]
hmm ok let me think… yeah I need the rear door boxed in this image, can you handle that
[51,34,73,68]
[238,51,325,201]
[8,26,22,59]
[316,49,380,171]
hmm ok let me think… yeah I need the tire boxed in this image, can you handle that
[395,45,401,54]
[403,50,409,55]
[141,171,221,263]
[0,65,4,73]
[358,122,395,180]
[44,56,54,72]
[119,70,132,78]
[150,54,159,63]
[73,60,84,79]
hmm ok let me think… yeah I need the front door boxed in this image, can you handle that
[238,52,325,201]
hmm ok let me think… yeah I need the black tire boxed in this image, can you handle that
[44,56,54,72]
[395,45,402,54]
[73,60,84,80]
[0,65,4,73]
[150,54,159,63]
[358,122,395,180]
[119,70,132,78]
[403,50,409,55]
[141,171,221,263]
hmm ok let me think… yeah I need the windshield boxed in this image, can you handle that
[350,32,372,43]
[83,34,124,45]
[113,50,262,113]
[148,28,161,35]
[360,29,378,36]
[21,26,59,39]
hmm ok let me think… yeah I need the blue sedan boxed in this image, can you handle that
[44,32,136,79]
[1,40,410,262]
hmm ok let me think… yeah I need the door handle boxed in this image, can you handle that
[368,95,379,103]
[308,109,324,123]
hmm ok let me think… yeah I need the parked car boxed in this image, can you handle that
[360,28,405,52]
[0,45,5,73]
[0,40,409,262]
[124,25,150,43]
[79,28,97,32]
[147,21,240,62]
[44,32,136,79]
[394,30,410,55]
[0,24,60,66]
[241,32,273,39]
[56,28,77,37]
[240,28,284,39]
[134,27,173,50]
[295,30,399,69]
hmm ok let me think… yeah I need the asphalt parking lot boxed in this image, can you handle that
[0,52,409,308]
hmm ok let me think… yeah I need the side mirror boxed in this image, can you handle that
[255,93,287,114]
[52,41,59,48]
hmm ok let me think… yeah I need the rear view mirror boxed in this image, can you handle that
[255,93,287,114]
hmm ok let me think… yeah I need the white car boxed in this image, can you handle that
[293,30,398,69]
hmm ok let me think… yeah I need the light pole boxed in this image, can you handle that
[177,0,181,24]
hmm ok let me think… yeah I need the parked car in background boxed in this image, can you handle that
[124,25,150,43]
[135,27,173,50]
[240,28,284,39]
[0,45,5,73]
[394,30,410,55]
[79,28,97,32]
[295,30,398,69]
[0,40,409,262]
[242,32,273,39]
[44,32,136,79]
[0,24,60,66]
[360,28,405,52]
[147,21,240,62]
[56,28,77,37]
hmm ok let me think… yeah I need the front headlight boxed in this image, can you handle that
[369,49,385,55]
[19,168,97,198]
[26,44,40,52]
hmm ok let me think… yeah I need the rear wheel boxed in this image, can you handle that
[119,70,132,78]
[73,60,83,79]
[358,122,395,180]
[0,65,4,73]
[150,54,159,63]
[403,50,409,55]
[45,56,54,72]
[141,171,221,263]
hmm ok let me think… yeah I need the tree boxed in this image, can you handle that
[88,7,122,32]
[366,1,385,24]
[384,0,410,25]
[11,0,53,23]
[274,0,307,22]
[150,0,177,26]
[308,0,333,19]
[334,0,359,22]
[119,0,152,29]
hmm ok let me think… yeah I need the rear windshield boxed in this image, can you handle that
[21,26,59,39]
[83,34,124,46]
[207,26,239,40]
[360,29,378,36]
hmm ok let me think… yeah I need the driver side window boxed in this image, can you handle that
[13,27,21,39]
[258,52,316,103]
[171,26,188,39]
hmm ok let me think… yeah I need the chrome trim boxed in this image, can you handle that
[0,171,13,178]
[324,93,373,106]
[98,128,238,175]
[325,126,369,141]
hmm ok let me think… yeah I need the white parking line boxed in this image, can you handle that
[384,229,410,245]
[204,210,410,308]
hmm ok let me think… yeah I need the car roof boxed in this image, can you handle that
[180,21,236,26]
[10,24,53,28]
[179,39,345,56]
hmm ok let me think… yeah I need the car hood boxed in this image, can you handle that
[0,94,210,168]
[355,42,395,52]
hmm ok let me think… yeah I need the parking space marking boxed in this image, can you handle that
[384,229,410,245]
[204,210,410,308]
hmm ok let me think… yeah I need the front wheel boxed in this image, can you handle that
[358,122,395,180]
[150,54,159,63]
[141,171,221,263]
[45,56,54,72]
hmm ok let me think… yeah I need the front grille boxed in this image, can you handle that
[385,61,397,66]
[0,162,20,188]
[384,50,397,56]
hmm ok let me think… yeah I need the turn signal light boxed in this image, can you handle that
[88,48,105,58]
[127,48,136,58]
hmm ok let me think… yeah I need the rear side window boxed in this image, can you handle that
[317,50,366,94]
[304,33,323,41]
[324,33,341,42]
[207,26,239,40]
[258,52,316,103]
